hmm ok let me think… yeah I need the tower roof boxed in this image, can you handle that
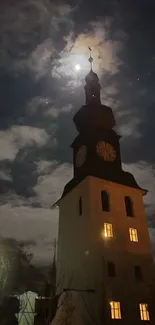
[85,69,99,83]
[85,47,99,83]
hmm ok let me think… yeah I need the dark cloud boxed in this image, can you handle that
[0,0,74,71]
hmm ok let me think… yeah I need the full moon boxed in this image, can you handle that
[75,64,81,71]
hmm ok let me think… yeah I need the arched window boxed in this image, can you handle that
[79,196,82,215]
[101,191,109,212]
[125,196,133,217]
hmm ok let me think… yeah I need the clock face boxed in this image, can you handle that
[96,141,116,162]
[75,145,87,167]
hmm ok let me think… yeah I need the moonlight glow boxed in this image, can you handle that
[75,64,81,71]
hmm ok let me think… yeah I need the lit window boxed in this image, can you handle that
[79,197,82,215]
[102,223,113,238]
[125,196,134,217]
[139,303,150,321]
[129,228,138,242]
[101,190,109,212]
[110,301,121,319]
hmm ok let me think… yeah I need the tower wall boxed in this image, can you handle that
[57,177,101,294]
[55,63,155,325]
[57,176,155,324]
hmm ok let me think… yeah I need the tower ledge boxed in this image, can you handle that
[53,174,147,207]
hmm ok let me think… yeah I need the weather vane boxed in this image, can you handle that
[88,46,93,70]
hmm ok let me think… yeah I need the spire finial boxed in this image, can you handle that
[88,46,93,70]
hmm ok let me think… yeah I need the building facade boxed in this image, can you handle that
[55,57,155,325]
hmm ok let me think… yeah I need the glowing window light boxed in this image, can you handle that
[101,223,113,239]
[110,301,121,319]
[129,228,138,242]
[139,303,150,321]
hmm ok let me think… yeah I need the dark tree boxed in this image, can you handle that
[0,296,19,325]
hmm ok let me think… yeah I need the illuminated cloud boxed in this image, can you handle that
[36,160,55,175]
[52,20,123,83]
[45,104,73,118]
[118,117,142,138]
[34,162,72,208]
[0,126,49,161]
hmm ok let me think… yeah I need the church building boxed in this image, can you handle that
[55,54,155,325]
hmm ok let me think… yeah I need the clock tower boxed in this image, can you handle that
[55,54,155,325]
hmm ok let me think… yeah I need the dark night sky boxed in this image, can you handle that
[0,0,155,265]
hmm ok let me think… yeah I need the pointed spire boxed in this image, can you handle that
[84,47,101,105]
[86,47,99,82]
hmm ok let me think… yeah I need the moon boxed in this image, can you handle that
[75,64,81,71]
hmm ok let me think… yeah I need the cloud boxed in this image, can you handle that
[101,86,143,140]
[0,161,73,264]
[45,104,73,118]
[0,0,154,266]
[52,19,123,82]
[26,96,54,116]
[0,126,49,161]
[118,117,142,138]
[0,0,75,76]
[103,85,119,96]
[36,160,54,175]
[101,84,122,111]
[0,203,58,265]
[0,157,155,265]
[0,170,12,182]
[14,39,56,80]
[34,162,72,208]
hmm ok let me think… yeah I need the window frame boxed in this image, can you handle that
[139,303,150,321]
[103,223,113,238]
[129,228,138,242]
[110,301,121,319]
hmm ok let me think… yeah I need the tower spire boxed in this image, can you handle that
[88,46,93,70]
[84,47,101,105]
